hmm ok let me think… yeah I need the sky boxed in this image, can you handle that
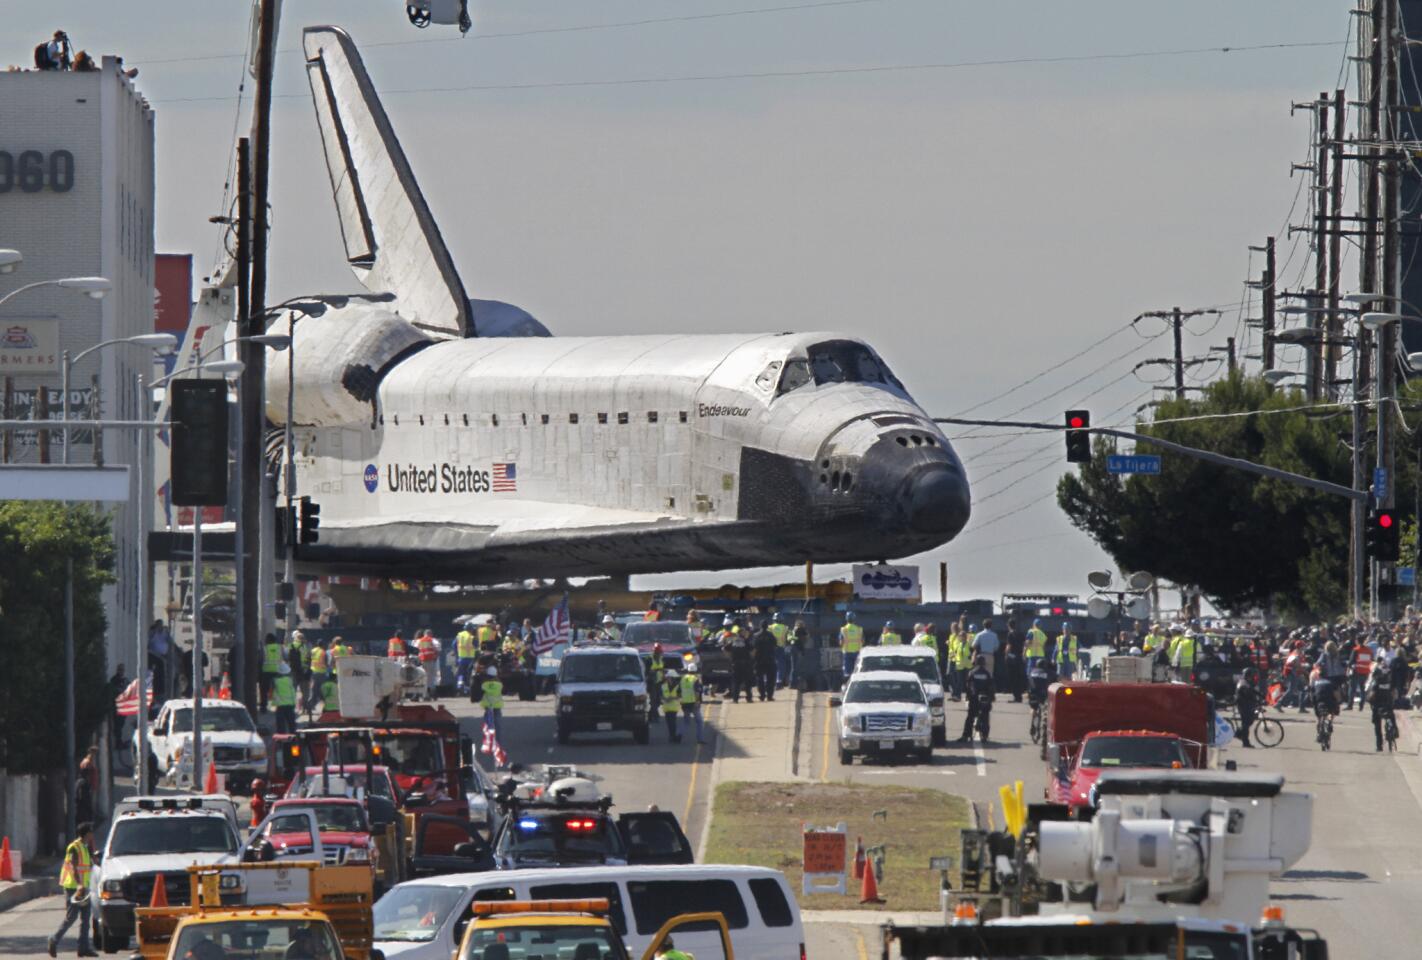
[10,1,1358,604]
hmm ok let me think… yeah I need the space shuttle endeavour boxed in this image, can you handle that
[265,26,971,582]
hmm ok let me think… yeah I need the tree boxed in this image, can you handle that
[1055,374,1377,620]
[0,502,114,773]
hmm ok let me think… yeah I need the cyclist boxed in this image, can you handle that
[1310,665,1339,747]
[1235,668,1261,749]
[1367,658,1397,752]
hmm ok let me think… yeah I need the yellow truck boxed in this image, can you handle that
[133,861,376,960]
[457,899,732,960]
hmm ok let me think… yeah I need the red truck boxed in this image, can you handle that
[1043,682,1212,814]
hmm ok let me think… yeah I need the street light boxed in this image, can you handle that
[1272,327,1321,345]
[62,333,178,464]
[1263,370,1303,385]
[0,275,112,309]
[0,249,21,274]
[1361,312,1403,332]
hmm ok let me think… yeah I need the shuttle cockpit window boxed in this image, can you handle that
[776,359,813,396]
[790,340,905,391]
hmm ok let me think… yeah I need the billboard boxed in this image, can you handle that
[0,319,59,373]
[154,254,193,334]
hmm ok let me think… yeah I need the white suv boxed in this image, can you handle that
[834,670,933,764]
[853,645,947,744]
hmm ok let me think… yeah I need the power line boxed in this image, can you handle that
[150,39,1349,104]
[132,0,890,67]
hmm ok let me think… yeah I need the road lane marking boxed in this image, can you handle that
[683,702,713,825]
[853,924,868,960]
[973,741,986,776]
[820,696,832,782]
[858,768,957,776]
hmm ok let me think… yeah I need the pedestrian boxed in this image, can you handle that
[768,612,791,687]
[1316,641,1349,709]
[1348,637,1374,710]
[1004,618,1025,702]
[724,621,753,703]
[72,50,98,72]
[753,621,778,701]
[287,630,310,711]
[107,663,128,739]
[1235,670,1260,748]
[147,620,171,701]
[647,643,666,716]
[387,629,407,660]
[455,623,477,694]
[1055,622,1080,680]
[680,662,707,743]
[660,670,683,742]
[1367,659,1396,752]
[958,655,995,743]
[36,30,72,71]
[972,619,1000,677]
[950,622,973,700]
[479,666,503,739]
[272,662,298,734]
[259,632,282,712]
[1024,619,1048,675]
[307,640,329,717]
[839,612,863,680]
[48,821,97,958]
[879,620,902,646]
[655,935,693,960]
[789,618,809,690]
[417,629,441,698]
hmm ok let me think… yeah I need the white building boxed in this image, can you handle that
[0,59,156,674]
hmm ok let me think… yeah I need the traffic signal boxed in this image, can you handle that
[1065,410,1091,463]
[274,506,291,547]
[299,496,321,545]
[1367,509,1401,562]
[170,380,229,506]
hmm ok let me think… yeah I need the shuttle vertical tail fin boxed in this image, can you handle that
[302,25,472,337]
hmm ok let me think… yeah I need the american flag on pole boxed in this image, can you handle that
[114,672,154,717]
[480,721,496,755]
[532,601,571,655]
[492,462,517,492]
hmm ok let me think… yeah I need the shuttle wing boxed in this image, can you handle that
[302,25,472,337]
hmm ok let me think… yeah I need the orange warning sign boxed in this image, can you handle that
[802,830,847,875]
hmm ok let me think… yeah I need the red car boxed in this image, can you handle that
[1047,730,1192,811]
[258,797,376,868]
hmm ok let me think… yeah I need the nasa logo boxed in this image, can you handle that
[363,464,379,493]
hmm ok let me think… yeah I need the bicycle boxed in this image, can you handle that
[1315,710,1334,751]
[1381,707,1399,752]
[1029,700,1045,745]
[1228,711,1285,749]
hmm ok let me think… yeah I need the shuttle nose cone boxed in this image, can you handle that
[906,466,971,537]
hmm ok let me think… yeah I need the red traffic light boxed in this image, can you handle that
[1378,512,1395,529]
[1068,416,1084,428]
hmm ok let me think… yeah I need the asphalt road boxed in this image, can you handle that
[6,678,1421,956]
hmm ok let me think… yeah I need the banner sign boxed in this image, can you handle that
[0,319,59,372]
[853,563,921,600]
[802,822,848,895]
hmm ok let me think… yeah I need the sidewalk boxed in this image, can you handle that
[709,691,803,785]
[0,860,58,912]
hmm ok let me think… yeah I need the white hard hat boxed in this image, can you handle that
[683,661,698,674]
[1129,646,1143,656]
[291,629,304,639]
[486,667,497,677]
[278,661,291,675]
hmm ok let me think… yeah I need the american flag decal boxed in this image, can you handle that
[492,462,517,492]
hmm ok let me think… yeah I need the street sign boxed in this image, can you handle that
[801,822,848,895]
[1107,454,1162,475]
[1374,467,1389,501]
[1399,567,1415,587]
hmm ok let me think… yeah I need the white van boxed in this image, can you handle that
[372,864,804,960]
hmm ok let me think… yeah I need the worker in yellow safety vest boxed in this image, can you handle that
[1054,624,1079,680]
[320,675,340,714]
[880,620,902,646]
[455,626,477,693]
[330,636,352,660]
[660,670,683,743]
[950,624,974,699]
[768,613,790,687]
[477,621,499,653]
[479,666,504,738]
[260,632,284,713]
[840,613,864,681]
[1172,630,1198,679]
[1025,620,1049,672]
[387,630,407,660]
[679,662,706,743]
[49,821,95,957]
[913,623,937,650]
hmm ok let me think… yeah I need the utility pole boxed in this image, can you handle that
[1312,92,1330,402]
[1379,0,1399,617]
[235,139,254,710]
[1172,306,1184,400]
[1263,237,1277,372]
[1326,89,1345,400]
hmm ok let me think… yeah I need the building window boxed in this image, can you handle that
[569,413,579,425]
[541,414,550,425]
[647,412,658,424]
[597,413,608,425]
[679,411,688,423]
[617,412,629,425]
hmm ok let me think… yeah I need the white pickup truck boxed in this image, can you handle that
[134,698,266,791]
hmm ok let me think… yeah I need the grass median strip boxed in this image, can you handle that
[703,780,970,911]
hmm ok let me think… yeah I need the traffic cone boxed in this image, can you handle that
[204,762,219,795]
[852,836,866,880]
[0,836,12,881]
[859,856,885,905]
[219,673,232,699]
[149,873,169,908]
[205,683,216,699]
